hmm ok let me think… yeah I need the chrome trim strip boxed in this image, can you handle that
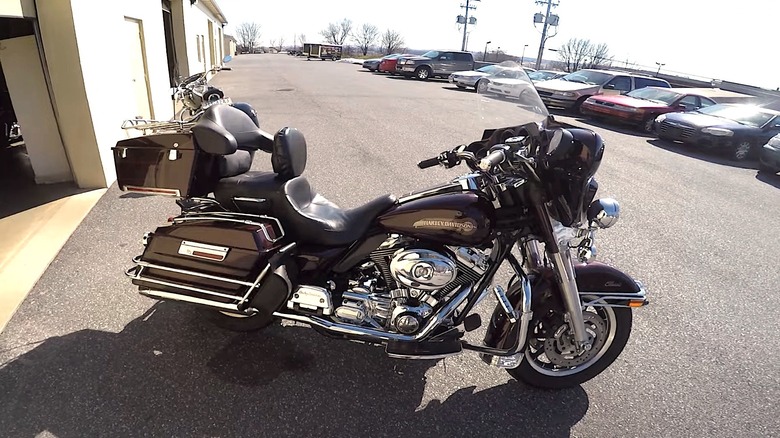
[131,256,255,286]
[134,275,245,301]
[139,290,252,313]
[178,240,229,261]
[273,283,473,342]
[233,197,266,203]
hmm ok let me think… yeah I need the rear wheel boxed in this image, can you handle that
[200,308,275,332]
[508,305,633,389]
[415,66,431,80]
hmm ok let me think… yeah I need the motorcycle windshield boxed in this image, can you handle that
[473,61,549,135]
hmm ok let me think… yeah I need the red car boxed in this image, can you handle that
[580,87,719,133]
[378,54,412,75]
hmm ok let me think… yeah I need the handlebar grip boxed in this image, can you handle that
[417,157,441,169]
[479,149,506,171]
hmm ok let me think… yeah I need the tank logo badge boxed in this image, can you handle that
[413,218,477,235]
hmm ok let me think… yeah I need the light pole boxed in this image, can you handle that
[533,0,560,70]
[496,46,501,62]
[655,62,665,77]
[483,41,491,62]
[521,44,528,66]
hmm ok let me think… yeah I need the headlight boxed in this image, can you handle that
[556,91,576,97]
[655,113,667,123]
[405,60,415,65]
[397,59,406,65]
[701,127,734,137]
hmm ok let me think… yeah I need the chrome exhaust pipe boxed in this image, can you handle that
[273,283,473,342]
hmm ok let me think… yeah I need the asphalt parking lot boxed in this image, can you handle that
[1,54,779,437]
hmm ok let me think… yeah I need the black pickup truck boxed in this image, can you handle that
[396,50,474,80]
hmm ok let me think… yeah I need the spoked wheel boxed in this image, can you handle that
[642,116,656,134]
[508,304,633,389]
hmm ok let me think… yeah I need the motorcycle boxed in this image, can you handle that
[113,62,648,389]
[173,56,234,122]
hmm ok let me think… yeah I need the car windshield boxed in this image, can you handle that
[626,88,681,105]
[696,105,776,127]
[529,71,558,81]
[476,65,501,74]
[561,70,612,85]
[493,69,526,79]
[422,50,439,59]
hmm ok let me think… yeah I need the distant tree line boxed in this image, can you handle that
[319,18,405,55]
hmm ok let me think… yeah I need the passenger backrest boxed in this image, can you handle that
[272,127,307,180]
[193,104,269,154]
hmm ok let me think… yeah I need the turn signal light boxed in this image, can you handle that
[628,299,647,307]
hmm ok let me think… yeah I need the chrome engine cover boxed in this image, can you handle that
[390,249,457,291]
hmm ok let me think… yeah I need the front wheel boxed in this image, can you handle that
[641,115,657,134]
[508,305,633,389]
[731,141,752,161]
[415,66,431,80]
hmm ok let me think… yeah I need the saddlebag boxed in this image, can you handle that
[112,133,218,198]
[127,215,292,314]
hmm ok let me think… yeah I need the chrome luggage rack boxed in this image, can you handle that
[125,211,292,314]
[121,118,197,135]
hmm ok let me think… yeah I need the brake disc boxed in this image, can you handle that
[544,311,608,367]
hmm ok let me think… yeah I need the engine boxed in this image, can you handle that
[333,239,488,335]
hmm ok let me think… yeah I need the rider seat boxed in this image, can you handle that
[202,105,397,246]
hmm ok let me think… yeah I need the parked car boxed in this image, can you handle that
[528,70,566,82]
[396,50,474,80]
[759,133,780,174]
[484,69,535,99]
[534,69,671,113]
[377,54,411,74]
[449,64,506,91]
[655,104,780,161]
[580,87,719,133]
[362,58,383,72]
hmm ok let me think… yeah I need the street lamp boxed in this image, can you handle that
[483,41,491,62]
[521,44,528,66]
[496,46,501,62]
[655,62,665,77]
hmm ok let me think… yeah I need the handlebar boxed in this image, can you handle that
[478,148,507,171]
[417,157,440,169]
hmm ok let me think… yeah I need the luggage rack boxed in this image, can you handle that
[121,118,197,134]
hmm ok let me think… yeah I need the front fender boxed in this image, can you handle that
[481,262,648,366]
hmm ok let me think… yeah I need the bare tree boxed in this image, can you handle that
[352,23,379,55]
[320,18,352,45]
[298,34,307,47]
[556,38,613,72]
[236,22,261,53]
[268,39,277,53]
[380,29,405,55]
[277,37,285,52]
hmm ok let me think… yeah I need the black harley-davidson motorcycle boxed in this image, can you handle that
[113,62,648,389]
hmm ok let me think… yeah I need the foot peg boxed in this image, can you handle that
[493,285,518,323]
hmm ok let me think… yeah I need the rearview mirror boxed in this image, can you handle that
[603,84,615,90]
[223,55,233,63]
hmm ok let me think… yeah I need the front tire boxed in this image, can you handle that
[508,306,633,389]
[641,115,656,134]
[415,66,431,80]
[476,79,488,93]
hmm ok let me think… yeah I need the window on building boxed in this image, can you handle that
[196,35,202,62]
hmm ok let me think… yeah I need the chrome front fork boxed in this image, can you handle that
[521,240,591,353]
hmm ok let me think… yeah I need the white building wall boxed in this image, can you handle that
[180,0,224,75]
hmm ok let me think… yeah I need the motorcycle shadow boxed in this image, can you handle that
[0,302,589,437]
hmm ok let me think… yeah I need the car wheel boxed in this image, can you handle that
[415,66,431,80]
[732,141,752,161]
[476,79,488,93]
[573,97,589,115]
[641,116,656,134]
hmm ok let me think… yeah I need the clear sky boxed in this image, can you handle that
[218,0,779,90]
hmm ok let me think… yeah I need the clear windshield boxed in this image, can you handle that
[561,70,612,85]
[422,50,439,59]
[474,61,548,130]
[626,88,681,105]
[476,65,502,74]
[696,104,775,127]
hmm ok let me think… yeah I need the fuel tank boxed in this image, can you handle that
[377,192,494,246]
